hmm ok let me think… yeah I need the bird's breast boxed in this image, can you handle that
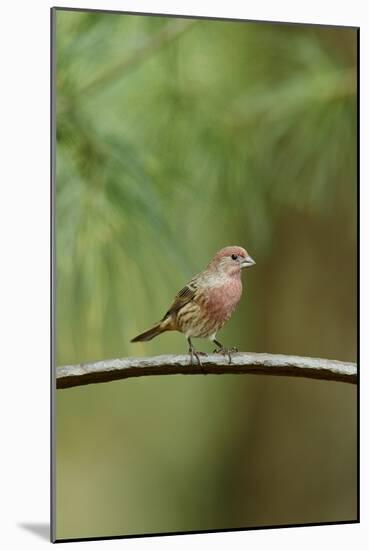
[202,278,242,325]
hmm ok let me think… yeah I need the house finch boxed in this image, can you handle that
[131,246,255,365]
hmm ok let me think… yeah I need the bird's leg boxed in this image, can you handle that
[187,337,206,367]
[213,339,238,365]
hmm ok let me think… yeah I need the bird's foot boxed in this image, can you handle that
[213,346,238,364]
[188,348,207,368]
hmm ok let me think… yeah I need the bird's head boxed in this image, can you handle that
[208,246,255,277]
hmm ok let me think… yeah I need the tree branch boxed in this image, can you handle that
[56,352,357,389]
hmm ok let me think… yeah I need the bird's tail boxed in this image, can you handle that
[131,322,167,343]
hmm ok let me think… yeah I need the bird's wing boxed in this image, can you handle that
[161,279,199,321]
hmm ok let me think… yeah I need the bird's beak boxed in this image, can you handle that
[241,255,256,268]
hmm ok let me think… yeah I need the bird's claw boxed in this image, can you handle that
[213,346,238,364]
[188,349,207,368]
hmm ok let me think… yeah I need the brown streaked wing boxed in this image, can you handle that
[161,280,198,320]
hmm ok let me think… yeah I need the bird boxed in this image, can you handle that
[131,246,255,365]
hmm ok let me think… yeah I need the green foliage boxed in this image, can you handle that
[56,12,356,364]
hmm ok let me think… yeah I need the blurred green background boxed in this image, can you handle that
[54,9,357,540]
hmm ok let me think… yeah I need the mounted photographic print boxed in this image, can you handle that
[51,7,358,543]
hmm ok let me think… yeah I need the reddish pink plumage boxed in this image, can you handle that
[131,245,254,345]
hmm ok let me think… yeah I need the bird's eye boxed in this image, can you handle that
[231,254,238,260]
